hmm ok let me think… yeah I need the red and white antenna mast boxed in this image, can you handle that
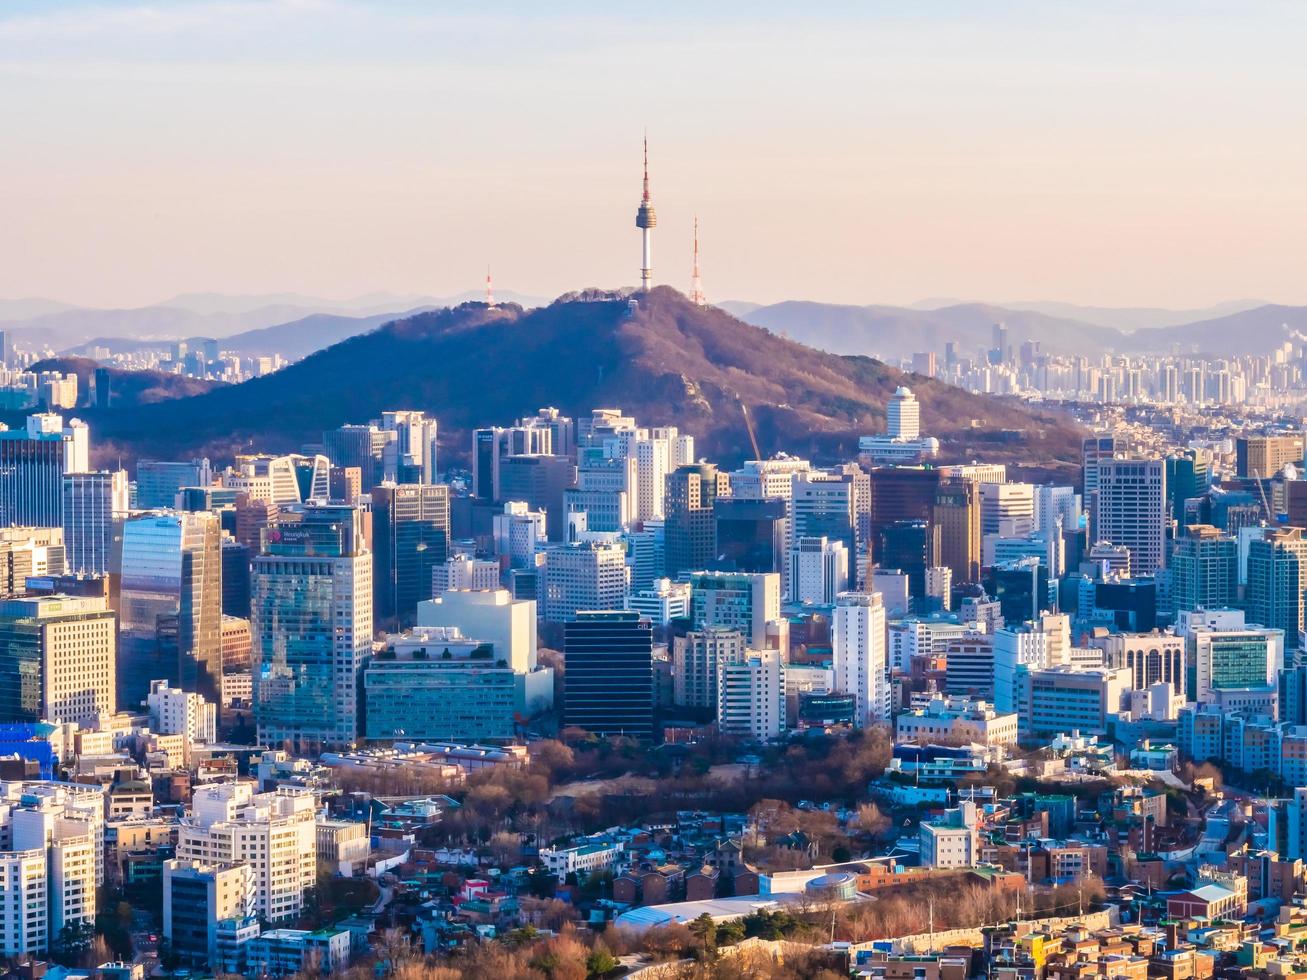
[690,215,705,306]
[485,265,495,308]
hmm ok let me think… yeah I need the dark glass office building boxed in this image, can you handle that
[564,610,655,741]
[713,497,786,573]
[372,484,450,631]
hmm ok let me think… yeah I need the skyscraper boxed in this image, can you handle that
[251,503,372,753]
[497,454,576,541]
[1094,458,1166,577]
[713,497,787,576]
[564,610,654,740]
[1247,527,1307,649]
[540,540,630,623]
[61,470,129,574]
[878,519,936,598]
[886,386,920,440]
[832,591,888,727]
[136,458,212,510]
[322,424,388,491]
[1166,449,1213,519]
[0,414,90,528]
[371,483,450,631]
[933,479,981,585]
[377,410,439,484]
[664,462,728,577]
[787,535,849,605]
[791,469,859,566]
[689,571,781,649]
[1170,524,1237,614]
[118,512,223,707]
[0,594,116,726]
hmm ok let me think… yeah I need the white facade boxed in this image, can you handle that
[539,541,630,623]
[148,679,217,745]
[493,501,547,568]
[886,387,920,440]
[787,535,849,605]
[832,591,888,726]
[626,577,691,627]
[718,650,786,741]
[979,482,1036,536]
[432,554,501,593]
[539,840,624,877]
[417,588,537,672]
[920,801,980,869]
[1095,458,1167,576]
[0,819,94,958]
[177,783,317,923]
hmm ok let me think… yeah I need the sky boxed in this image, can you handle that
[2,0,1306,310]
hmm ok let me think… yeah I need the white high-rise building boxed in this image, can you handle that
[1035,485,1080,537]
[493,501,547,569]
[1096,458,1167,576]
[886,386,920,440]
[832,591,888,726]
[992,613,1070,714]
[539,541,630,623]
[0,780,107,887]
[980,482,1036,536]
[718,650,786,741]
[177,782,317,924]
[0,795,96,958]
[432,554,501,593]
[378,410,439,484]
[61,469,129,574]
[148,679,218,746]
[417,588,537,673]
[787,535,849,605]
[633,435,670,522]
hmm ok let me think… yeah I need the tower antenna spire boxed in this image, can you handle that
[485,265,495,308]
[690,215,705,306]
[635,133,656,292]
[642,131,650,201]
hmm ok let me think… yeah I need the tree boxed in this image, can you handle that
[855,802,891,838]
[689,912,718,952]
[586,944,619,977]
[532,739,576,778]
[51,919,95,967]
[488,830,522,866]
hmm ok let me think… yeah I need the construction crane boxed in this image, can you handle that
[739,400,761,460]
[1252,470,1274,522]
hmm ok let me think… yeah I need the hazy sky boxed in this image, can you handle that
[3,0,1306,310]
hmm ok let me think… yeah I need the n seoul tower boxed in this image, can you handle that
[635,136,656,291]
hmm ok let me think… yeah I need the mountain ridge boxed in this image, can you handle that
[47,289,1084,479]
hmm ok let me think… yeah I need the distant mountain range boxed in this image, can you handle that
[737,299,1307,360]
[906,297,1265,331]
[46,289,1084,478]
[6,290,1301,366]
[0,290,550,354]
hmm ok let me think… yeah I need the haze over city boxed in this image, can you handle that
[4,0,1307,309]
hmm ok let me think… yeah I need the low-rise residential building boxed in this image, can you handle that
[895,696,1018,746]
[920,801,980,869]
